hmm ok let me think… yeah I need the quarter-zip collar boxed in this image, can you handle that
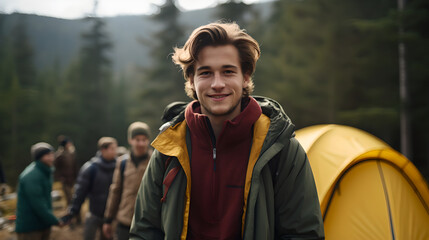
[184,97,262,151]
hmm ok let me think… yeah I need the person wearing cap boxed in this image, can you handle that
[102,122,152,240]
[54,135,77,206]
[15,142,65,240]
[66,137,117,240]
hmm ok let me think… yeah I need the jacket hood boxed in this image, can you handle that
[159,101,188,133]
[159,96,295,142]
[252,96,295,153]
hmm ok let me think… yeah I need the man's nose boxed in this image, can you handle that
[211,72,225,89]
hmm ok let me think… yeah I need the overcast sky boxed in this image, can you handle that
[0,0,266,19]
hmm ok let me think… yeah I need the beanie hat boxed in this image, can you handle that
[31,142,54,161]
[98,137,117,150]
[128,122,151,140]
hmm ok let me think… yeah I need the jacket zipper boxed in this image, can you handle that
[206,118,217,171]
[213,148,217,171]
[206,118,219,219]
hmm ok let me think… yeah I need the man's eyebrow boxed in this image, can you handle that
[196,65,239,71]
[196,66,211,72]
[222,65,239,69]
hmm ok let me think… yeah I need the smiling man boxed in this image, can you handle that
[130,22,324,240]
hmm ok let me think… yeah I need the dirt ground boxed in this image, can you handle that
[0,216,85,240]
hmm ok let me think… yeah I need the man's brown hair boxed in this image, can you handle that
[172,22,261,100]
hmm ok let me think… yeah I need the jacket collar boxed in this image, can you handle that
[159,96,295,145]
[184,97,262,147]
[35,160,54,175]
[91,155,116,170]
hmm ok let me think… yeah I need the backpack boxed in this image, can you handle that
[119,157,127,185]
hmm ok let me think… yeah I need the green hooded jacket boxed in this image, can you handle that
[15,160,59,233]
[130,96,324,239]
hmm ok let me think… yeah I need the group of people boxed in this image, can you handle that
[15,122,152,240]
[14,22,325,240]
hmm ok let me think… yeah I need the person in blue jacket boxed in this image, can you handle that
[66,137,117,240]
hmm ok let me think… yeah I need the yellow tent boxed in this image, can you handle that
[295,124,429,240]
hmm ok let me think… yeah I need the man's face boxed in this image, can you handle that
[191,44,249,121]
[101,143,117,161]
[40,152,55,167]
[129,135,149,157]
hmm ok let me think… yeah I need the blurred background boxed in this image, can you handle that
[0,0,428,187]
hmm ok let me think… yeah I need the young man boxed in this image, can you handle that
[130,22,324,239]
[102,122,152,240]
[66,137,117,240]
[54,135,77,206]
[15,142,64,240]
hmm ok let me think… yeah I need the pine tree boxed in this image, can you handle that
[11,16,36,88]
[59,16,114,163]
[214,0,252,27]
[0,15,42,186]
[135,0,187,133]
[258,0,399,135]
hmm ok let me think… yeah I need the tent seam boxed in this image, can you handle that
[377,160,396,240]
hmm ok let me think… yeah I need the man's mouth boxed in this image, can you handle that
[209,94,230,99]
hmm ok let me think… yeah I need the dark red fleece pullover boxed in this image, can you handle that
[185,97,262,240]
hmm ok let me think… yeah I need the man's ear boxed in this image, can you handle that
[189,75,195,89]
[243,74,250,88]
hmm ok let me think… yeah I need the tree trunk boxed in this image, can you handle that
[398,0,412,159]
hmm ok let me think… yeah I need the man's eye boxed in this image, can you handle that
[224,70,235,74]
[200,71,211,76]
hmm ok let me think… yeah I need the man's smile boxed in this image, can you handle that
[208,93,231,101]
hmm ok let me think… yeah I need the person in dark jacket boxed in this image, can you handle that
[130,22,324,240]
[66,137,117,240]
[54,135,77,205]
[15,142,64,240]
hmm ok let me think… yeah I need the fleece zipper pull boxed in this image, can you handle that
[213,147,217,171]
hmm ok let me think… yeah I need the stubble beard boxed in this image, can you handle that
[203,97,242,118]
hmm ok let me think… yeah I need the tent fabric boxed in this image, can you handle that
[295,124,429,240]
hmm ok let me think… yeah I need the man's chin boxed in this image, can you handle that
[210,110,230,116]
[133,151,147,157]
[208,105,240,117]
